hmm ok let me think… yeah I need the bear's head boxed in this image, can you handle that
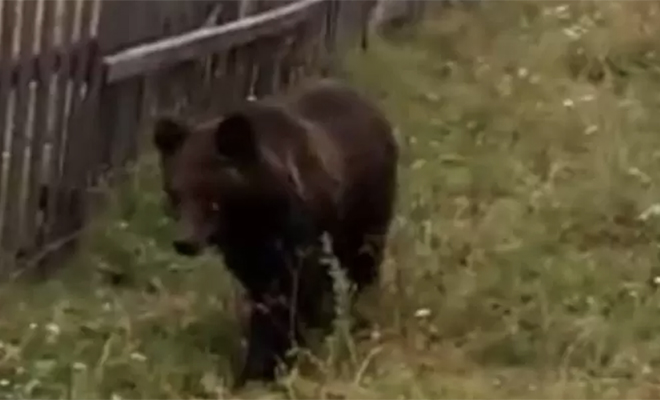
[153,104,342,258]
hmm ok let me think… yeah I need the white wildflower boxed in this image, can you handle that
[130,352,147,362]
[410,159,426,171]
[562,26,583,40]
[45,323,60,336]
[639,204,660,221]
[414,308,432,319]
[628,167,651,185]
[73,362,87,371]
[555,4,569,16]
[424,92,440,103]
[584,125,598,135]
[642,364,653,375]
[579,94,595,102]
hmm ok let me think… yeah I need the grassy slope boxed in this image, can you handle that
[4,1,660,398]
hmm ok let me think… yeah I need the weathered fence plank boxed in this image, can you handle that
[2,0,38,260]
[54,0,98,250]
[253,35,282,98]
[22,0,57,261]
[96,1,148,176]
[77,0,104,189]
[0,0,18,269]
[42,0,78,255]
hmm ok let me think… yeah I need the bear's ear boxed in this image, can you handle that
[153,117,189,156]
[213,112,257,163]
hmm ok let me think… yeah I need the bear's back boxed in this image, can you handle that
[286,78,397,179]
[283,79,398,227]
[288,79,393,146]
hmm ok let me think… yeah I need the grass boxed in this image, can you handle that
[4,1,660,398]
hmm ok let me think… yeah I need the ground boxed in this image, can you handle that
[3,1,660,398]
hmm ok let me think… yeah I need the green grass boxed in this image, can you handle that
[4,1,660,398]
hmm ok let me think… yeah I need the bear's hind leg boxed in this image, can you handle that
[329,228,388,334]
[334,229,387,295]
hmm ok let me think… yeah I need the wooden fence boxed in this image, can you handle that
[0,0,426,278]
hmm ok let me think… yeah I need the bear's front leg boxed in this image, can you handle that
[235,294,301,388]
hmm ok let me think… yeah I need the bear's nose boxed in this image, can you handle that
[173,240,201,257]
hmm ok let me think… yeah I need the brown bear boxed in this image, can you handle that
[152,78,398,387]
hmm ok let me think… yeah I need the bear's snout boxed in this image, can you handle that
[172,239,202,257]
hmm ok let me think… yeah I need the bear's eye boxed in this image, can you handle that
[210,202,220,212]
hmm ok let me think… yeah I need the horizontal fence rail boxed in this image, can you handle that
[104,0,327,83]
[0,0,427,279]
